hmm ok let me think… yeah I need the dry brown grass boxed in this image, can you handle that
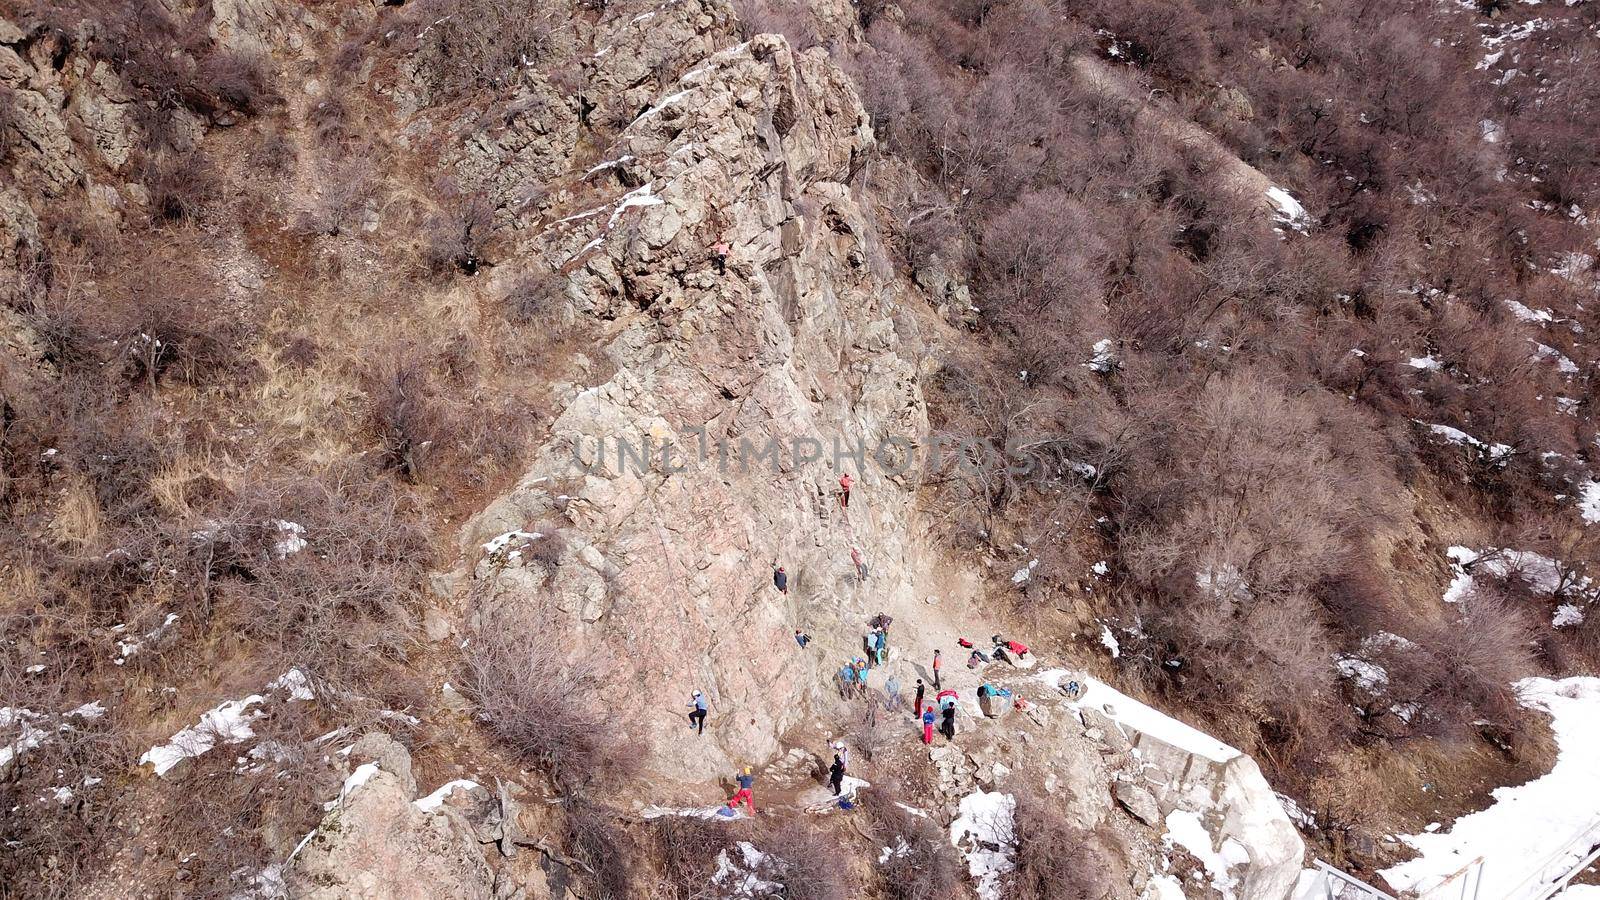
[48,476,103,551]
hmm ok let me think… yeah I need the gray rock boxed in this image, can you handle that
[1113,780,1161,827]
[1081,707,1131,754]
[441,682,472,714]
[292,736,494,899]
[350,732,416,796]
[424,607,454,643]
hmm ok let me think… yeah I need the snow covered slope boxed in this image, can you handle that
[1380,678,1600,899]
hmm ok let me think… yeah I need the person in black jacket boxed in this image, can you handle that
[773,566,788,594]
[940,703,957,741]
[828,754,846,796]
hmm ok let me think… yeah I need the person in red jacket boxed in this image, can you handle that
[921,705,936,744]
[839,473,852,508]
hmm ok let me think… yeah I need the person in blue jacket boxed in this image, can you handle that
[837,664,856,698]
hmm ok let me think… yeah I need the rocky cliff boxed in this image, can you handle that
[454,25,928,785]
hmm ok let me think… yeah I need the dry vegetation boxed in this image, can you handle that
[789,0,1600,818]
[0,0,560,893]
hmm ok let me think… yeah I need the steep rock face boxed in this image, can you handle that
[458,31,926,785]
[290,735,499,900]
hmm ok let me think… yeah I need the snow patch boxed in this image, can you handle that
[1011,559,1038,584]
[1381,677,1600,899]
[414,779,481,813]
[1100,624,1121,658]
[1266,187,1311,232]
[273,520,306,558]
[711,841,781,898]
[1554,604,1585,628]
[140,694,267,776]
[1040,671,1240,763]
[1505,299,1556,323]
[324,762,380,810]
[1580,481,1600,525]
[606,184,664,229]
[1534,342,1580,374]
[1420,423,1514,465]
[949,790,1016,900]
[1164,809,1251,899]
[1087,338,1118,372]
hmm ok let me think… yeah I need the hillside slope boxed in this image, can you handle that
[3,0,1600,899]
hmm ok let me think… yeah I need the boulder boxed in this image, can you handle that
[291,736,496,900]
[1113,780,1161,827]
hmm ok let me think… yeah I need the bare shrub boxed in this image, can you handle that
[460,606,640,792]
[399,0,561,102]
[647,816,736,899]
[422,188,495,277]
[502,269,570,331]
[106,245,243,387]
[755,821,857,900]
[735,0,822,49]
[562,799,636,899]
[1006,791,1117,900]
[0,85,17,165]
[193,49,278,117]
[363,352,454,482]
[1085,0,1211,80]
[141,150,221,223]
[1413,590,1540,742]
[250,128,298,175]
[861,787,963,900]
[214,470,432,688]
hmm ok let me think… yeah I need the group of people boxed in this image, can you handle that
[678,469,1035,816]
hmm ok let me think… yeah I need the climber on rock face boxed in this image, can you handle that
[839,472,852,508]
[773,566,788,595]
[794,629,811,648]
[729,766,756,815]
[687,690,708,734]
[851,546,867,580]
[711,239,730,275]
